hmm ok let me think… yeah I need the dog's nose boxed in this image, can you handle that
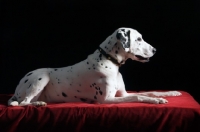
[152,48,156,54]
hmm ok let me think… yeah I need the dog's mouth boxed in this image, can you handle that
[135,55,149,61]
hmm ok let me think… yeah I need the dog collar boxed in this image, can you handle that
[98,47,122,66]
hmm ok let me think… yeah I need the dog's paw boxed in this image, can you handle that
[166,91,182,96]
[32,101,47,106]
[158,98,168,104]
[150,98,168,104]
[9,101,19,106]
[152,91,182,97]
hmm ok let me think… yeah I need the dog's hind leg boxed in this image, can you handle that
[19,75,50,106]
[8,82,25,106]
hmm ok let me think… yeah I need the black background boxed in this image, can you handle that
[1,0,200,103]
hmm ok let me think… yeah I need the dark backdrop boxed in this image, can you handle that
[1,0,200,103]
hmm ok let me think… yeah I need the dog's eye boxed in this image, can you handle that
[137,37,142,41]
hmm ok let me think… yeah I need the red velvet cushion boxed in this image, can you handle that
[0,91,200,132]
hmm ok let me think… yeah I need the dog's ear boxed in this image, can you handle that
[116,29,130,52]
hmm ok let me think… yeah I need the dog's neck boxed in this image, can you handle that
[98,47,122,66]
[99,35,128,66]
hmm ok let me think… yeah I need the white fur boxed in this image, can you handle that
[8,28,181,106]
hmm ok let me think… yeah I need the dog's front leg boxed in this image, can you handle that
[135,91,182,97]
[108,72,168,104]
[103,93,168,104]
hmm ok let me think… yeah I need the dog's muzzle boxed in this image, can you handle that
[135,48,156,61]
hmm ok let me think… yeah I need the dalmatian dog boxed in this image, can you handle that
[8,27,181,106]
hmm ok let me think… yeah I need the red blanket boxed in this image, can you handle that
[0,91,200,132]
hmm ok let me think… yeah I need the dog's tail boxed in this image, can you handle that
[8,95,19,106]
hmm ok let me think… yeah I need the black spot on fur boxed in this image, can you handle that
[11,96,17,101]
[26,72,33,76]
[54,69,57,71]
[124,33,127,37]
[99,54,102,60]
[99,91,103,95]
[38,78,42,80]
[96,91,98,95]
[105,66,108,68]
[88,68,90,70]
[94,96,97,99]
[95,87,98,90]
[80,98,87,102]
[28,84,31,88]
[87,62,89,64]
[62,92,67,97]
[115,50,118,54]
[74,96,77,98]
[24,79,28,83]
[101,63,103,65]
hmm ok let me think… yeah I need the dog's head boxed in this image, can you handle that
[115,27,156,62]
